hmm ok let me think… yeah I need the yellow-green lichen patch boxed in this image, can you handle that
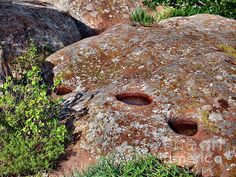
[218,45,236,59]
[199,110,219,133]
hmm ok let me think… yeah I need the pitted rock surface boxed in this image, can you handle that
[0,1,95,61]
[47,15,236,177]
[41,0,144,31]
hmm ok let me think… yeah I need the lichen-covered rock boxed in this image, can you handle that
[0,1,95,61]
[41,0,144,31]
[159,14,236,48]
[47,14,236,177]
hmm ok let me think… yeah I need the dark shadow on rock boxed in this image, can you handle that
[54,92,86,171]
[69,14,99,39]
[41,61,55,94]
[0,47,12,85]
[52,91,99,172]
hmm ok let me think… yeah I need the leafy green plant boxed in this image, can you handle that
[0,44,68,176]
[74,155,199,177]
[143,0,236,19]
[10,40,52,79]
[131,7,155,26]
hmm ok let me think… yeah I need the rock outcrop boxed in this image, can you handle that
[41,0,144,31]
[0,0,95,61]
[47,14,236,177]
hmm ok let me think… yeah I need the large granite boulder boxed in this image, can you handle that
[41,0,144,32]
[47,14,236,176]
[0,0,95,61]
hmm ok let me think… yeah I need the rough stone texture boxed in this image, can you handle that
[41,0,144,31]
[47,15,236,177]
[0,0,95,61]
[40,0,71,11]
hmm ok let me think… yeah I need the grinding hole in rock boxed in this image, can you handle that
[218,99,229,110]
[116,92,152,106]
[168,119,198,136]
[55,85,74,96]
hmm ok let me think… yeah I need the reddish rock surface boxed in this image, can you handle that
[0,0,95,61]
[41,0,144,31]
[47,14,236,177]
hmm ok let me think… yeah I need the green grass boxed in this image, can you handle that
[131,0,236,26]
[73,155,200,177]
[131,8,155,26]
[131,7,174,26]
[142,0,236,19]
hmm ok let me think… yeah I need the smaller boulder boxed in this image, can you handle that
[0,1,96,61]
[41,0,144,31]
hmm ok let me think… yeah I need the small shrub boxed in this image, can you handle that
[74,155,199,177]
[0,45,68,176]
[131,7,155,26]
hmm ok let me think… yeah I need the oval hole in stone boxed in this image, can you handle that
[168,119,198,136]
[55,85,74,96]
[116,92,152,106]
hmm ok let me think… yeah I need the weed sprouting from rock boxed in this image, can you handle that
[131,7,155,26]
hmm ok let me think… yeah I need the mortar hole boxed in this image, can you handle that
[218,99,229,110]
[116,92,152,106]
[168,119,198,136]
[55,85,74,96]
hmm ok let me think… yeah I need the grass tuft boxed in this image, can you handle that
[73,155,200,177]
[131,7,155,26]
